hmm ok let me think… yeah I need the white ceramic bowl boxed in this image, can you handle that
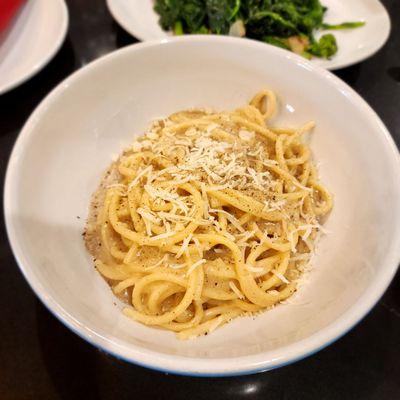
[5,36,400,376]
[0,0,68,94]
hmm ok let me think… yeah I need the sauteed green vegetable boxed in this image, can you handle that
[154,0,365,59]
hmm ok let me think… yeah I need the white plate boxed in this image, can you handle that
[0,0,68,95]
[106,0,390,70]
[4,37,400,376]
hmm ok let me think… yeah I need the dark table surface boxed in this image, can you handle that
[1,1,399,399]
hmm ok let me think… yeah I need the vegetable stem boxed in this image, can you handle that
[322,21,365,30]
[174,20,183,35]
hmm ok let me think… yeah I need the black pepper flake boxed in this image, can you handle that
[76,216,80,219]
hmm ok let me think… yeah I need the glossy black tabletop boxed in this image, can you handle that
[1,1,399,399]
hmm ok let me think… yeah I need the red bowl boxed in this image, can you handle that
[0,0,26,33]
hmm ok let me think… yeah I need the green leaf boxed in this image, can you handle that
[230,0,241,19]
[154,0,181,31]
[246,10,298,39]
[263,35,290,50]
[206,0,239,34]
[181,0,207,32]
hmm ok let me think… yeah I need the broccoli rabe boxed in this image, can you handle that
[154,0,365,59]
[308,33,338,59]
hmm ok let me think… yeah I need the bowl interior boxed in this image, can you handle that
[5,37,400,374]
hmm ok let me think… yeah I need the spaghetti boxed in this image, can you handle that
[84,91,332,339]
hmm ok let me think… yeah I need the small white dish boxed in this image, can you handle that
[4,36,400,376]
[0,0,68,95]
[106,0,390,70]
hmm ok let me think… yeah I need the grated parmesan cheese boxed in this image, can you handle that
[137,207,161,225]
[209,208,244,233]
[229,281,245,299]
[271,269,290,284]
[239,130,255,141]
[192,236,203,258]
[245,264,265,273]
[128,165,153,189]
[148,230,177,241]
[145,255,169,271]
[175,233,193,259]
[169,263,187,270]
[186,259,206,276]
[208,316,224,333]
